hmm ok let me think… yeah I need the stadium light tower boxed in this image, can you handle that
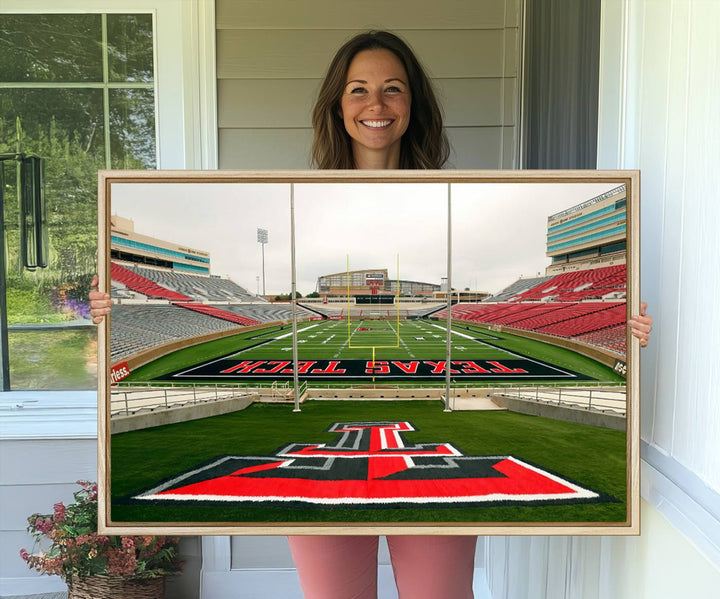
[257,228,268,296]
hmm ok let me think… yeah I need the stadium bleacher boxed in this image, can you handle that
[576,325,627,354]
[225,303,315,322]
[110,259,629,364]
[298,304,342,318]
[110,261,300,362]
[439,265,628,356]
[483,275,552,302]
[535,303,626,337]
[110,304,241,362]
[177,303,261,326]
[512,264,626,302]
[131,265,259,303]
[111,262,191,302]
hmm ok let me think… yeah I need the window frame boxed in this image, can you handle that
[0,0,217,435]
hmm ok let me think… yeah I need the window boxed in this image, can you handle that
[0,13,156,390]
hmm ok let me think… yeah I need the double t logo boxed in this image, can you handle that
[135,421,605,507]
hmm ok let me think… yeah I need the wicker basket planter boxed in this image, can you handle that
[67,575,164,599]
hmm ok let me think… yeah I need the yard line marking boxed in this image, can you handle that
[333,337,350,359]
[428,323,514,355]
[428,322,574,375]
[275,324,320,340]
[399,336,416,359]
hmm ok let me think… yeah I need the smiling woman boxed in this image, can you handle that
[340,49,412,169]
[311,30,448,170]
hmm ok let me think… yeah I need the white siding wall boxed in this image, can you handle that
[0,394,97,597]
[0,394,202,599]
[216,0,522,169]
[484,1,720,597]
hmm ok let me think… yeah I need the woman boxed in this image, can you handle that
[310,31,447,170]
[293,32,479,599]
[90,31,652,598]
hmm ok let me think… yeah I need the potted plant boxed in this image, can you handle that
[20,481,182,598]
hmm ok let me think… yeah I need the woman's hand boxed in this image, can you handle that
[628,301,652,348]
[89,274,112,324]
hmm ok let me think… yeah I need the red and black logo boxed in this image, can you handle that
[133,422,612,507]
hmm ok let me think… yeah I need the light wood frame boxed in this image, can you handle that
[98,169,640,536]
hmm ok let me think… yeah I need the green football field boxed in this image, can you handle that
[112,322,627,526]
[110,400,627,525]
[122,319,624,385]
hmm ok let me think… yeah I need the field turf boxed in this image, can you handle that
[111,400,627,526]
[122,320,623,385]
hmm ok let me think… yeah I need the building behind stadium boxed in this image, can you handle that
[110,215,211,275]
[545,184,627,275]
[316,269,440,298]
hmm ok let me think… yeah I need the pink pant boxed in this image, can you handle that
[287,535,476,599]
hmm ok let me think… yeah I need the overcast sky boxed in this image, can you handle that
[111,180,620,296]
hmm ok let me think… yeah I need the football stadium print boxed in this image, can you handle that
[105,178,632,529]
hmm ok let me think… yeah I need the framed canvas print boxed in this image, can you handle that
[97,170,640,536]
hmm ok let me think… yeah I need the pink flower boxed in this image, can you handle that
[34,518,53,535]
[75,480,98,501]
[53,503,66,522]
[107,547,137,576]
[21,482,181,580]
[121,537,135,550]
[42,557,64,576]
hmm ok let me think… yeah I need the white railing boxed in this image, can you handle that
[297,380,308,396]
[111,381,625,416]
[111,386,252,416]
[501,386,626,416]
[115,380,289,391]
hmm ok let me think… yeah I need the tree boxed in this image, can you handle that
[0,13,156,322]
[273,292,303,301]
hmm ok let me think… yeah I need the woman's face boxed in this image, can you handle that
[340,48,411,167]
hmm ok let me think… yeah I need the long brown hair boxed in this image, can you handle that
[311,31,449,170]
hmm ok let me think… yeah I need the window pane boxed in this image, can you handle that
[1,88,105,285]
[2,89,104,390]
[0,89,106,162]
[0,14,103,82]
[1,13,157,391]
[110,88,156,169]
[107,14,154,83]
[8,329,97,390]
